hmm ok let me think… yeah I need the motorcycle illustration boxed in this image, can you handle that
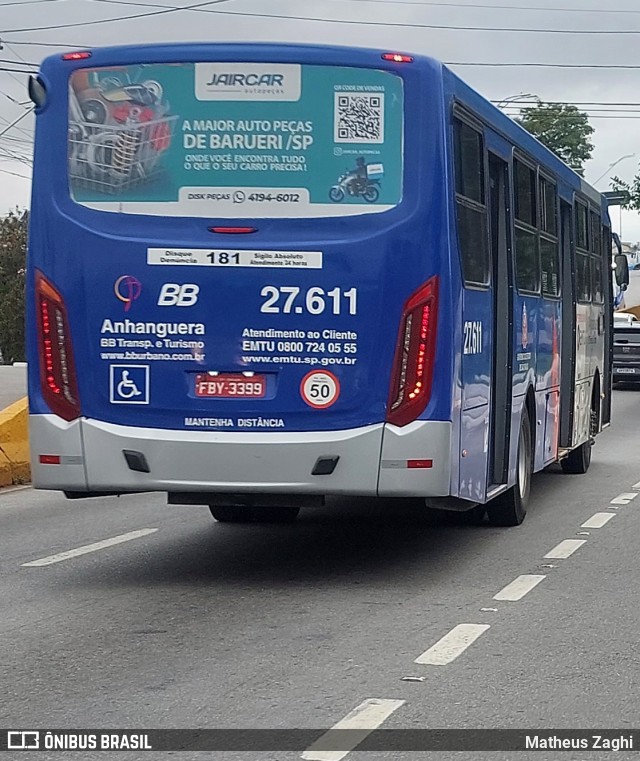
[329,172,380,203]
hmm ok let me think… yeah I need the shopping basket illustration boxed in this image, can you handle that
[68,109,179,194]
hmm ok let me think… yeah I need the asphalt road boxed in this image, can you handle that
[3,389,640,760]
[0,365,27,409]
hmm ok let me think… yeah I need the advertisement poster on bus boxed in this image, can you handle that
[68,62,404,217]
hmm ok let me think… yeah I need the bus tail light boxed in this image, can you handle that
[387,276,439,427]
[382,53,414,63]
[62,51,92,61]
[35,271,81,421]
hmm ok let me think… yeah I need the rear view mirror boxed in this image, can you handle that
[28,76,47,109]
[614,253,630,289]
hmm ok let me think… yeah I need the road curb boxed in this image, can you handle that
[0,397,30,486]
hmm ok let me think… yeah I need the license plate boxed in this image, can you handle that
[616,368,636,374]
[195,373,266,398]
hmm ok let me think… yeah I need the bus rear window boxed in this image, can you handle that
[67,62,404,218]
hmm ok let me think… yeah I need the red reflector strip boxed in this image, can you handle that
[407,459,433,469]
[209,227,257,234]
[62,51,92,60]
[382,53,414,63]
[39,455,61,465]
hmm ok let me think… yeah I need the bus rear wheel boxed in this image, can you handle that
[486,408,532,527]
[560,440,592,474]
[209,505,300,523]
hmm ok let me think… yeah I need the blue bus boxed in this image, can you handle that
[26,43,616,526]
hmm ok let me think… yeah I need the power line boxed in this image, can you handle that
[3,38,640,72]
[3,43,37,67]
[0,107,33,140]
[0,58,40,66]
[2,0,233,33]
[0,136,32,146]
[503,106,640,113]
[0,40,82,47]
[492,100,640,107]
[0,88,29,109]
[0,166,31,179]
[0,145,32,165]
[7,0,640,36]
[504,112,640,120]
[339,0,640,14]
[0,45,36,95]
[65,2,640,36]
[0,0,62,6]
[1,60,32,90]
[0,113,34,140]
[449,61,640,68]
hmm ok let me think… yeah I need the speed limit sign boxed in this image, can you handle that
[300,370,340,409]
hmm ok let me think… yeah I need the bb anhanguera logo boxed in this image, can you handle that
[114,275,142,313]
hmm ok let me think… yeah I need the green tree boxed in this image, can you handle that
[610,172,640,211]
[515,99,595,176]
[0,208,28,364]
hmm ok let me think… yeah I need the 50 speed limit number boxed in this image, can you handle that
[300,371,340,409]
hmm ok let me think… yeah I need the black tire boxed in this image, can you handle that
[209,505,300,523]
[363,185,380,203]
[460,505,487,525]
[329,187,344,202]
[562,393,597,475]
[209,505,252,523]
[560,440,592,474]
[251,506,300,523]
[486,408,532,527]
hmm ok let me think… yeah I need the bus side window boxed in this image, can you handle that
[591,211,604,304]
[539,176,560,298]
[575,201,591,303]
[453,118,489,288]
[514,159,540,294]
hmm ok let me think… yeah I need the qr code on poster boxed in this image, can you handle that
[334,92,385,144]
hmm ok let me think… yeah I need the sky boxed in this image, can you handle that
[2,0,640,240]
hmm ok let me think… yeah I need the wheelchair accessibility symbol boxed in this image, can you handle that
[110,365,149,404]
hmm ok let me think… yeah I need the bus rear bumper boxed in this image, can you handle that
[28,415,452,498]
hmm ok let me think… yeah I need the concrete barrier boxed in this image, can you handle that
[0,397,30,486]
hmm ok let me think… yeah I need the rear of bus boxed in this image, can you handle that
[26,44,456,508]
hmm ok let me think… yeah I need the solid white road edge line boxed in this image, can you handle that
[301,699,405,761]
[21,529,159,567]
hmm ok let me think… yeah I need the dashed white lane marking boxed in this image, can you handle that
[493,574,545,601]
[581,512,615,529]
[21,529,159,567]
[414,624,490,665]
[632,481,640,490]
[543,539,586,559]
[610,493,638,505]
[301,699,405,761]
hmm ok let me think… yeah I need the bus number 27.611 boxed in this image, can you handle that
[260,286,358,316]
[463,320,483,355]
